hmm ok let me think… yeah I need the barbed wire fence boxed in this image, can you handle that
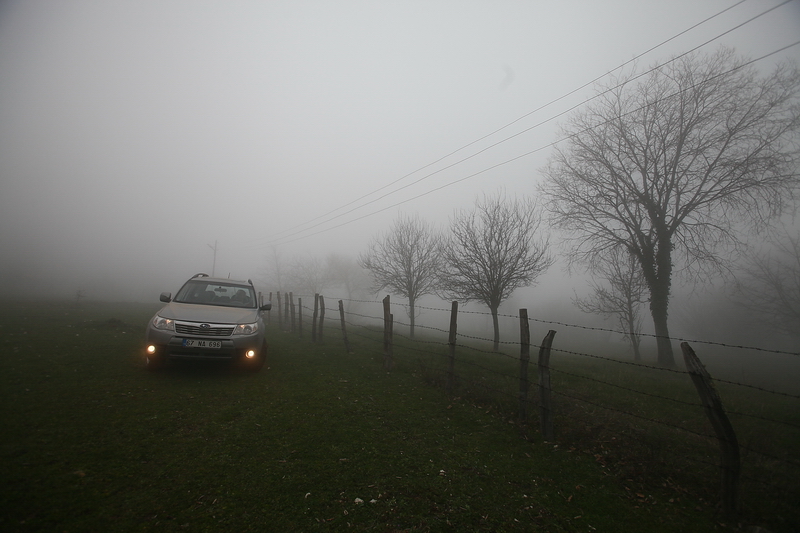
[261,290,798,524]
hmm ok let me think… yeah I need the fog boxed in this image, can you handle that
[1,1,798,353]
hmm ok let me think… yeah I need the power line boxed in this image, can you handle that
[265,0,752,243]
[261,0,792,247]
[266,36,800,247]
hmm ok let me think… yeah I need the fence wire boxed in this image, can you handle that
[278,292,799,510]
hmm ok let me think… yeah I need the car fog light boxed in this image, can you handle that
[245,350,256,358]
[146,345,157,354]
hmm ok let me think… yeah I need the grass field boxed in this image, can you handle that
[0,300,795,532]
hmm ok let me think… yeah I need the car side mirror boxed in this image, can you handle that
[260,302,272,311]
[160,292,172,303]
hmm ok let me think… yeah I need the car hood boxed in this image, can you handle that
[156,302,260,324]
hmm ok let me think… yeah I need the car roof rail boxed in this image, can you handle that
[191,272,209,279]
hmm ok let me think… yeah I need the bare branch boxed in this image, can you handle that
[540,47,800,366]
[574,247,648,360]
[439,192,554,350]
[735,227,800,338]
[359,214,442,337]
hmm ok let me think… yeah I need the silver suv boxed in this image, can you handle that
[144,273,272,371]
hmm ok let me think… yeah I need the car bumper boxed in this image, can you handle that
[145,327,263,361]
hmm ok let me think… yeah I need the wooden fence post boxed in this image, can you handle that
[538,330,557,441]
[447,301,458,396]
[276,291,283,331]
[519,309,531,422]
[298,297,303,337]
[388,314,394,370]
[382,295,390,356]
[289,292,296,332]
[267,292,272,325]
[311,294,319,343]
[681,342,740,518]
[382,295,393,371]
[338,300,352,354]
[284,291,290,331]
[318,294,325,343]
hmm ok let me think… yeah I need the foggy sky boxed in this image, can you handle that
[1,0,798,302]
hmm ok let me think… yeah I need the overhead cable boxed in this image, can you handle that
[267,38,800,247]
[265,0,796,247]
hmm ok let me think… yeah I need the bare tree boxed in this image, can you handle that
[359,214,441,337]
[262,246,288,292]
[735,227,800,339]
[289,254,333,296]
[541,48,800,366]
[574,247,648,361]
[326,253,372,309]
[439,193,553,351]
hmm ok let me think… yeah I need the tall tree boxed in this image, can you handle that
[574,247,648,361]
[541,48,800,366]
[439,193,553,351]
[359,214,442,337]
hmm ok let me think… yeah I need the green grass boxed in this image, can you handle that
[0,301,793,532]
[404,327,800,533]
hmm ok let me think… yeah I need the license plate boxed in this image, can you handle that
[182,339,222,349]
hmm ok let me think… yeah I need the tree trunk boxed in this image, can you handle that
[641,232,676,367]
[649,281,675,367]
[490,304,500,351]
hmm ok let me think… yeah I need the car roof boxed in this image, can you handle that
[188,273,253,287]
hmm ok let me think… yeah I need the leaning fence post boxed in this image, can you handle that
[311,294,319,343]
[382,295,393,371]
[387,313,394,370]
[289,292,296,332]
[338,300,352,354]
[538,330,557,441]
[318,295,325,343]
[519,309,531,422]
[681,342,740,518]
[447,301,458,396]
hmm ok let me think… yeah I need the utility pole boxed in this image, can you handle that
[208,240,217,276]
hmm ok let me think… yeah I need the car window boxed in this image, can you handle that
[175,281,256,307]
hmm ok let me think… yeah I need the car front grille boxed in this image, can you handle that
[175,322,235,336]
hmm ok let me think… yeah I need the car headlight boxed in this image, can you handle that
[233,322,259,335]
[152,315,175,331]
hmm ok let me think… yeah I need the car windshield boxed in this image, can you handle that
[174,280,256,308]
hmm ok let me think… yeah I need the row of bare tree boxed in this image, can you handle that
[266,48,800,366]
[380,48,800,366]
[360,196,553,351]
